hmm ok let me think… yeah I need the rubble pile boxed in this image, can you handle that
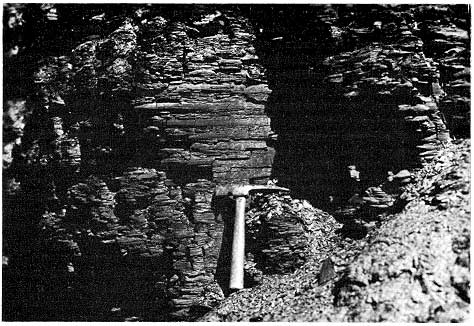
[328,139,470,322]
[200,140,470,322]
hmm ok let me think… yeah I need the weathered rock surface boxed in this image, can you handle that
[323,33,450,163]
[2,4,470,322]
[132,9,274,185]
[200,140,470,322]
[328,140,470,322]
[2,5,291,321]
[413,5,470,137]
[246,193,342,275]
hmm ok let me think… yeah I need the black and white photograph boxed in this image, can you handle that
[2,1,471,322]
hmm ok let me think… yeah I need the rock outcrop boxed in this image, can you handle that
[132,8,275,185]
[2,4,470,322]
[199,140,470,322]
[3,5,287,321]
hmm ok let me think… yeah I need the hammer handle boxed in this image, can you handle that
[229,196,246,290]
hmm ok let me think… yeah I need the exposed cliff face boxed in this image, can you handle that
[2,4,470,322]
[3,5,279,321]
[132,8,274,184]
[244,5,462,210]
[413,5,470,138]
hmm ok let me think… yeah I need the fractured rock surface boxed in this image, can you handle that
[2,4,470,322]
[199,140,470,322]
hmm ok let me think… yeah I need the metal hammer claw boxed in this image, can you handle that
[215,184,290,291]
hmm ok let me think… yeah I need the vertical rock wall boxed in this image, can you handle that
[251,5,457,210]
[128,8,275,318]
[3,5,276,321]
[133,9,274,185]
[323,32,450,163]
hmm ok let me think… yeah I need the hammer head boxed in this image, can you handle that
[215,184,290,197]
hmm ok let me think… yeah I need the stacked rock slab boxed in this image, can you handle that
[133,9,274,185]
[4,7,277,321]
[406,5,470,138]
[130,9,275,318]
[425,25,470,138]
[324,29,451,163]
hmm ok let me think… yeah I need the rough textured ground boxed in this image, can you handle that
[200,139,470,322]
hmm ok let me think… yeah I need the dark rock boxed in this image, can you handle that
[2,4,469,322]
[318,258,335,285]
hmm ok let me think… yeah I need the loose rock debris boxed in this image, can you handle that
[200,140,470,322]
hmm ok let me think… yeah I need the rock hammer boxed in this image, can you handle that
[215,184,290,291]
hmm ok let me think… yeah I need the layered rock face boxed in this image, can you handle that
[249,5,456,210]
[2,5,278,321]
[133,9,274,185]
[324,37,449,159]
[2,4,470,322]
[117,8,276,319]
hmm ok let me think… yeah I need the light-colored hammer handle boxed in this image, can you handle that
[229,196,247,290]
